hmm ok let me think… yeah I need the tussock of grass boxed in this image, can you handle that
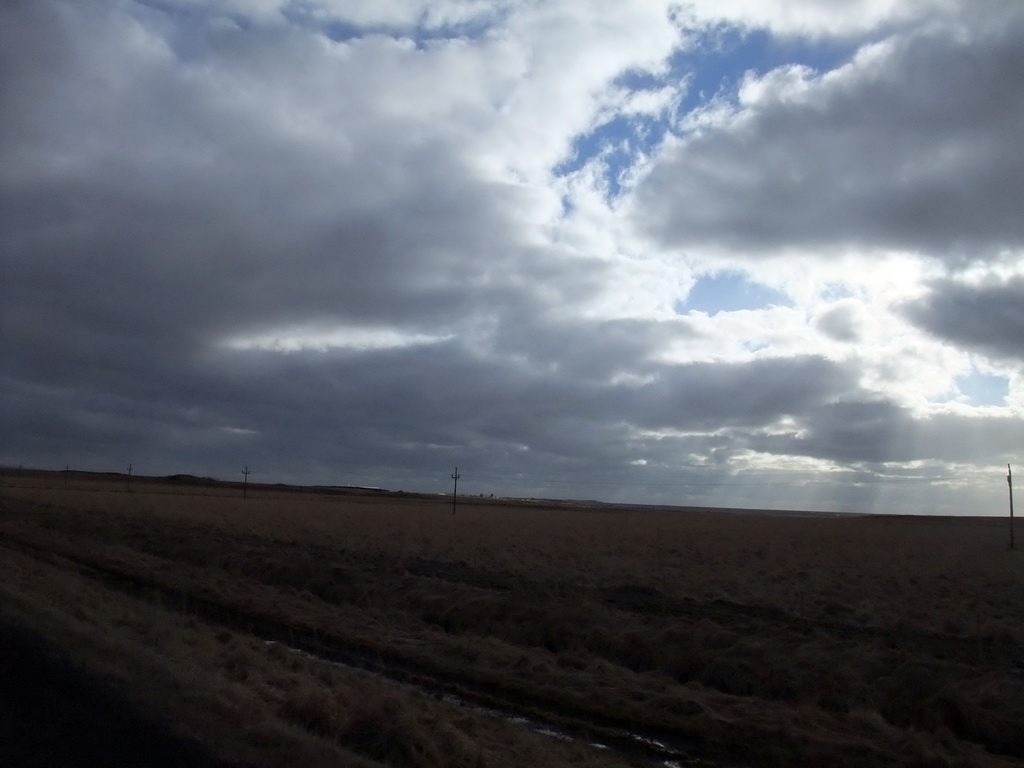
[277,683,341,736]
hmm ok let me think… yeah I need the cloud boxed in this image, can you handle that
[752,399,1022,465]
[631,3,1024,261]
[626,355,857,431]
[814,300,863,343]
[0,0,683,466]
[2,1,602,347]
[2,0,1022,514]
[682,0,951,37]
[901,276,1024,363]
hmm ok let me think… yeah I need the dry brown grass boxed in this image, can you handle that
[2,471,1023,767]
[0,541,619,768]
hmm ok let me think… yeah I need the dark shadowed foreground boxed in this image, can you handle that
[1,470,1023,767]
[0,621,242,768]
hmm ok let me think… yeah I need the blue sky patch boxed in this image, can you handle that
[821,283,855,302]
[955,371,1009,407]
[676,272,792,315]
[555,22,859,197]
[555,113,668,196]
[669,25,859,117]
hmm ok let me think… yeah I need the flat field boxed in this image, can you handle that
[2,471,1023,767]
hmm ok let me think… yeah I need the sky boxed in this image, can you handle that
[2,0,1023,515]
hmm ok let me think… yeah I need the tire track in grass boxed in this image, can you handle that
[0,535,729,768]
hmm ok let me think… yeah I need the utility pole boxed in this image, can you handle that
[243,465,251,499]
[451,467,460,515]
[127,463,133,492]
[1009,464,1015,550]
[64,464,70,488]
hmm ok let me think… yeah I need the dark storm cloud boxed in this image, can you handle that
[900,276,1024,363]
[491,315,700,381]
[0,1,600,385]
[752,399,1022,465]
[1,264,1012,500]
[2,301,858,486]
[0,0,597,481]
[625,355,857,431]
[632,2,1024,259]
[815,303,861,343]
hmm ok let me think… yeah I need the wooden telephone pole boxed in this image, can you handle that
[243,465,251,499]
[451,467,460,515]
[1009,464,1015,550]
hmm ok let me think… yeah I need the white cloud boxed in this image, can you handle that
[222,327,453,353]
[631,5,1024,260]
[681,0,954,37]
[737,64,816,106]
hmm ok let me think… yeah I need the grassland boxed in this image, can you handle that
[1,469,1022,767]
